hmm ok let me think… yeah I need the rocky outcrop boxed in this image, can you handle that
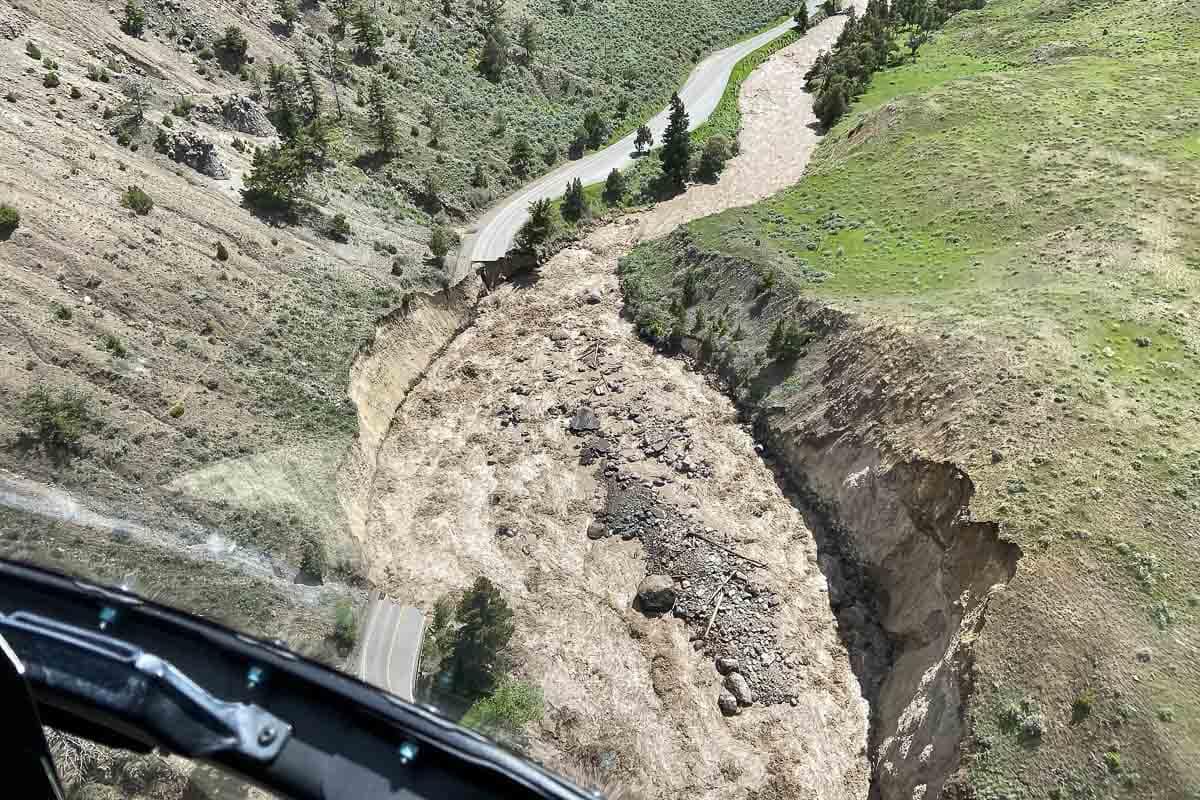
[164,129,228,179]
[220,94,274,137]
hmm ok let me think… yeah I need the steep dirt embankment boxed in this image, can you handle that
[338,278,479,544]
[629,241,1023,799]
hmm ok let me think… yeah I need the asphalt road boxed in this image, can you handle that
[467,16,801,263]
[357,593,425,702]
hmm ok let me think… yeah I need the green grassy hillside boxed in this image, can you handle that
[620,0,1200,795]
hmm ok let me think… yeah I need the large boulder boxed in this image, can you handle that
[718,692,739,717]
[569,405,600,434]
[165,129,228,179]
[636,574,676,614]
[724,672,755,706]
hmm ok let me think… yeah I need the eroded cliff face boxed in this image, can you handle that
[338,278,478,544]
[632,237,1022,798]
[750,308,1020,799]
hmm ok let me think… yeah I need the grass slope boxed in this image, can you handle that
[620,0,1200,795]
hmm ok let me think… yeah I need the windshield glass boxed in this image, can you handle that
[6,0,1199,796]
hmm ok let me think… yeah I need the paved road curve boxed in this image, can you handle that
[357,593,425,702]
[467,15,804,263]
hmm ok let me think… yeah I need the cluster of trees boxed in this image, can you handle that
[422,577,518,703]
[514,92,731,253]
[242,59,339,212]
[804,0,964,127]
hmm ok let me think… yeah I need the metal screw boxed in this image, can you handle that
[258,726,277,747]
[98,606,118,631]
[397,740,419,765]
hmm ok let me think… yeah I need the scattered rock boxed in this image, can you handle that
[569,405,600,433]
[716,656,739,675]
[636,574,676,614]
[718,692,739,716]
[1134,336,1152,348]
[586,520,607,540]
[1135,647,1152,663]
[583,288,602,304]
[549,327,571,342]
[991,449,1004,464]
[724,672,755,706]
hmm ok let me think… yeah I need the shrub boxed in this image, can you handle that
[461,678,544,736]
[121,185,154,215]
[215,25,250,66]
[25,41,41,60]
[70,86,83,100]
[0,204,19,237]
[696,135,732,182]
[87,63,111,82]
[100,333,127,358]
[42,56,59,71]
[998,697,1045,742]
[43,72,60,89]
[122,1,146,37]
[1071,688,1094,723]
[18,386,91,455]
[52,303,73,321]
[429,224,455,263]
[216,242,229,261]
[328,212,351,242]
[299,531,326,580]
[168,401,185,418]
[333,600,357,649]
[172,95,194,117]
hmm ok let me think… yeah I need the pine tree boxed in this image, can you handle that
[659,92,691,189]
[242,144,308,210]
[583,109,608,149]
[509,134,533,176]
[516,198,556,252]
[298,55,322,120]
[275,0,300,31]
[795,3,809,32]
[518,18,539,63]
[768,319,786,358]
[352,6,384,63]
[634,124,653,154]
[448,577,515,699]
[330,0,354,39]
[603,168,626,205]
[480,32,508,81]
[322,41,346,117]
[562,177,586,222]
[266,61,303,139]
[366,75,397,154]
